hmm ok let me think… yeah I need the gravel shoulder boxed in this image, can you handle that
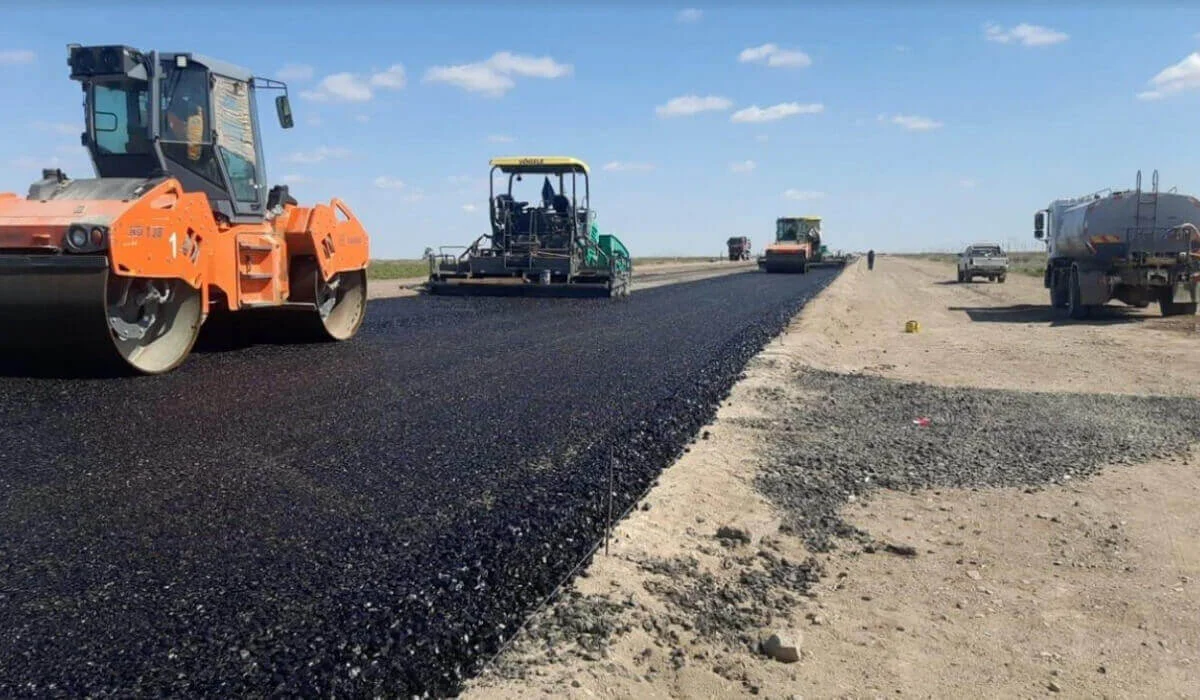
[366,259,755,299]
[467,256,1200,699]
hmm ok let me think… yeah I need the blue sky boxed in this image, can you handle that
[4,3,1200,258]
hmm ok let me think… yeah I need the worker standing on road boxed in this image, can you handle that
[867,249,876,270]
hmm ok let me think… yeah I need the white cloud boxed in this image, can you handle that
[738,43,812,68]
[677,8,703,23]
[984,22,1069,47]
[731,102,824,123]
[730,160,756,174]
[462,203,478,213]
[276,64,314,81]
[301,73,372,102]
[373,176,406,191]
[286,146,351,164]
[424,52,572,97]
[301,65,407,102]
[655,94,733,118]
[0,49,35,65]
[369,64,407,89]
[34,121,79,136]
[8,154,89,171]
[1137,52,1200,101]
[783,189,825,201]
[282,174,309,184]
[881,113,943,131]
[488,134,515,143]
[603,161,655,172]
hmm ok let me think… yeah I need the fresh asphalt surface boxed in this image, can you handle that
[0,268,837,697]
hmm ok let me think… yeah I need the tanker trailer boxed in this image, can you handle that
[1034,170,1200,319]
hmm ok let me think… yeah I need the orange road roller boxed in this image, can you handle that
[0,45,369,374]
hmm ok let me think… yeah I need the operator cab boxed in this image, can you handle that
[489,158,591,252]
[776,217,820,243]
[68,44,294,224]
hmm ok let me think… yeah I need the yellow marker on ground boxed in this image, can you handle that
[905,320,920,333]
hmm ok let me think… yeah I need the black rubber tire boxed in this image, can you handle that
[998,275,1007,284]
[956,268,964,283]
[1067,266,1090,320]
[1159,298,1198,317]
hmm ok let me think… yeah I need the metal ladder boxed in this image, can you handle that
[1133,169,1160,257]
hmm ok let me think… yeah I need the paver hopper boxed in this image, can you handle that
[427,157,631,298]
[0,45,369,374]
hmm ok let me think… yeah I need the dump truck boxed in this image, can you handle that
[0,44,369,374]
[727,236,751,261]
[1035,170,1200,319]
[428,157,631,297]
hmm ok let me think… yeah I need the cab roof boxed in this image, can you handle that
[490,156,589,175]
[778,216,822,222]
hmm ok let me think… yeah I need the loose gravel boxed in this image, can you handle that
[0,269,836,697]
[756,369,1200,552]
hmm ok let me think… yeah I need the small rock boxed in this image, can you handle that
[761,632,802,663]
[571,680,582,688]
[1048,680,1062,692]
[884,543,918,557]
[966,570,982,581]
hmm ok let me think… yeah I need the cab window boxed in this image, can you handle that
[160,61,222,186]
[92,82,151,155]
[212,75,261,205]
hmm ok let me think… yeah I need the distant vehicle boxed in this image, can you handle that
[957,243,1008,283]
[1035,170,1200,319]
[726,236,751,261]
[761,216,820,273]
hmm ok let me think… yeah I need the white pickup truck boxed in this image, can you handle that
[957,243,1008,283]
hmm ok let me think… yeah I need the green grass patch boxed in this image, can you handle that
[368,259,428,280]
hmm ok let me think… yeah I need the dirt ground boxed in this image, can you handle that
[465,256,1200,699]
[366,259,756,300]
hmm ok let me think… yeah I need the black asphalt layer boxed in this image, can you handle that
[0,268,836,697]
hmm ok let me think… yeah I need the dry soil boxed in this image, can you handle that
[465,256,1200,700]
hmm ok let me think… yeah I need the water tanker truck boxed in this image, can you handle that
[1035,170,1200,319]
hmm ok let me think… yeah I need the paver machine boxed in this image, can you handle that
[428,157,631,297]
[0,44,369,374]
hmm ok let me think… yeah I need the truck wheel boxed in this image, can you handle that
[1048,269,1068,309]
[1159,298,1198,317]
[998,274,1007,284]
[1067,266,1091,319]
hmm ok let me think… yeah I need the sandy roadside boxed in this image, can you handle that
[365,260,757,300]
[466,256,1200,699]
